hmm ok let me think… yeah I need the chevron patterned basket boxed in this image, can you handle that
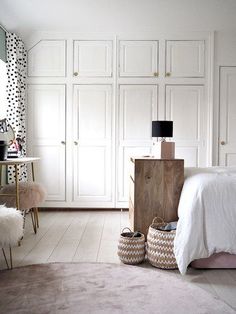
[118,228,145,265]
[147,217,177,269]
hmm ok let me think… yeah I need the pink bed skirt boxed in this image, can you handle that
[191,252,236,268]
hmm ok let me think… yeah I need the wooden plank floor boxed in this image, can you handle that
[0,210,236,310]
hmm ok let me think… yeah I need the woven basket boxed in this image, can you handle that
[147,217,177,269]
[118,228,145,265]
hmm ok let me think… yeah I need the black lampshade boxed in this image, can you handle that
[152,121,173,138]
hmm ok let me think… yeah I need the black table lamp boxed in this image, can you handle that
[152,120,175,159]
[152,121,173,140]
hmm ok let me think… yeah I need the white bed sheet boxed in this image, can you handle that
[174,167,236,274]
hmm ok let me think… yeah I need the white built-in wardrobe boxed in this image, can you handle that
[27,32,213,208]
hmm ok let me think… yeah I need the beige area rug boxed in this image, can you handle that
[0,263,234,314]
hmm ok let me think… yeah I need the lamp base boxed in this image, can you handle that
[152,141,175,159]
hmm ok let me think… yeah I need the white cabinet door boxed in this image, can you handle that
[117,85,158,203]
[219,67,236,166]
[27,85,66,201]
[73,41,112,77]
[28,40,66,77]
[119,40,159,77]
[166,85,206,167]
[73,85,113,205]
[166,40,205,77]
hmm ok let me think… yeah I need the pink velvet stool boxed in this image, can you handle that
[0,182,46,234]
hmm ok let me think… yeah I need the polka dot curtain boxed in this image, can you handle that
[6,33,27,182]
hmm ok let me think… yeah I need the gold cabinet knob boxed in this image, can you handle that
[61,141,66,145]
[74,141,78,145]
[166,72,171,77]
[74,72,79,77]
[153,72,159,77]
[220,141,226,145]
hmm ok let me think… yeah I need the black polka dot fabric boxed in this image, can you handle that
[6,33,27,183]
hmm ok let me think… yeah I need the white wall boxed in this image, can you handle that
[1,0,236,38]
[1,0,236,164]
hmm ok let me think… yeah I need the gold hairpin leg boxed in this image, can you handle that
[34,208,39,228]
[30,210,37,234]
[31,162,35,181]
[0,165,2,186]
[9,246,13,269]
[31,162,39,230]
[2,248,10,269]
[14,164,20,210]
[2,246,13,269]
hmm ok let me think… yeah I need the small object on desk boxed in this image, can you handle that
[7,150,19,158]
[0,140,8,161]
[8,138,23,158]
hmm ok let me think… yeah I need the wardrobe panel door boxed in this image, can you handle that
[32,146,65,199]
[28,40,66,77]
[225,154,236,166]
[166,85,206,167]
[166,40,205,77]
[219,67,236,166]
[73,85,112,203]
[118,85,158,202]
[119,40,159,77]
[73,41,112,77]
[27,85,66,201]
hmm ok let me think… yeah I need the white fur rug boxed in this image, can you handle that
[0,205,23,247]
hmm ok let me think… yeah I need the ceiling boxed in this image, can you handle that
[1,0,236,40]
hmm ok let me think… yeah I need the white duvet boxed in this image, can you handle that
[174,167,236,274]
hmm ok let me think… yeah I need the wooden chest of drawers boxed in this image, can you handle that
[129,158,184,237]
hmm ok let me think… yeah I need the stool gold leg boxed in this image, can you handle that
[2,248,10,269]
[0,165,2,186]
[30,210,37,234]
[35,208,39,228]
[14,164,20,210]
[31,162,35,181]
[9,246,13,269]
[31,163,40,230]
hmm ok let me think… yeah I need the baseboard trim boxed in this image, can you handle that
[38,207,128,211]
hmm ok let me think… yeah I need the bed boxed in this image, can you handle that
[174,167,236,274]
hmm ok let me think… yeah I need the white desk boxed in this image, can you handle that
[0,157,40,166]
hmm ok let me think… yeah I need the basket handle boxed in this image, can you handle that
[146,217,165,234]
[121,227,138,238]
[121,227,132,233]
[152,217,165,225]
